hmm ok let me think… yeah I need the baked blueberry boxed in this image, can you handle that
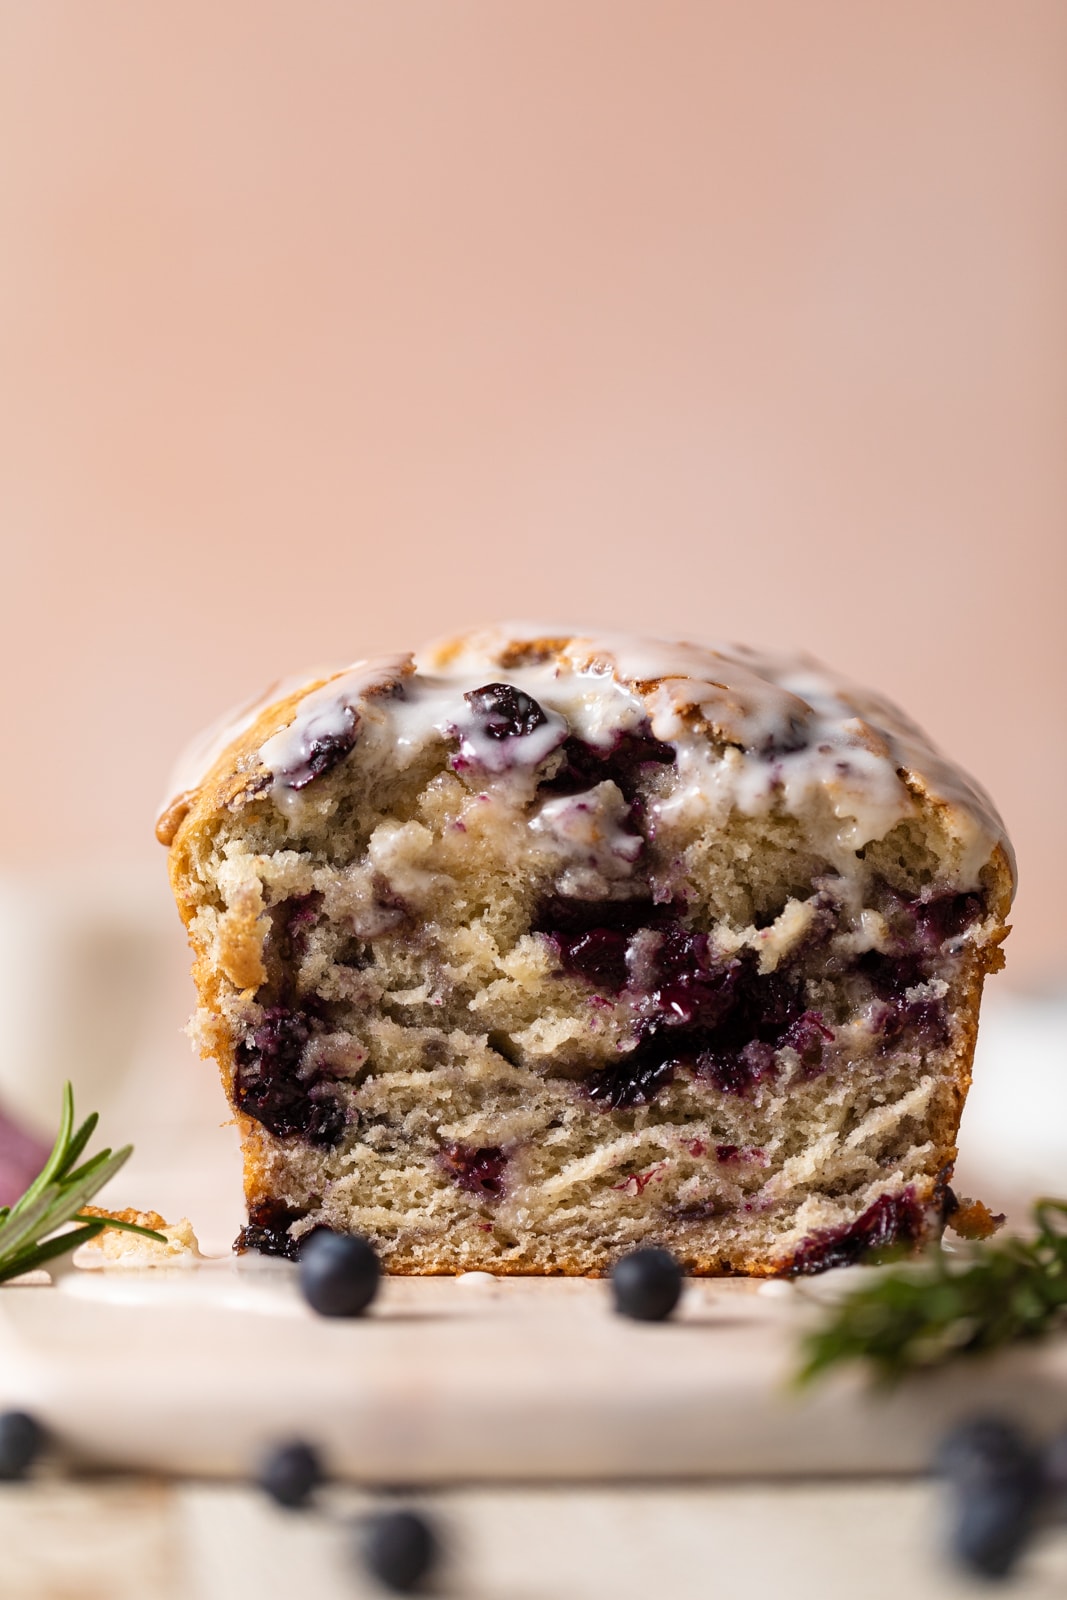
[233,1007,345,1148]
[256,1440,324,1509]
[464,683,547,739]
[359,1507,438,1593]
[298,1229,380,1317]
[610,1247,683,1321]
[0,1411,44,1480]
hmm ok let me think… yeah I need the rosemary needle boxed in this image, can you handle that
[0,1083,166,1285]
[796,1198,1067,1387]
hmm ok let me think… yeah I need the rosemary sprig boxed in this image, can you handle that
[796,1199,1067,1387]
[0,1083,166,1285]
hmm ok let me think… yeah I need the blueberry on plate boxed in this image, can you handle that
[298,1229,380,1318]
[935,1416,1043,1579]
[610,1247,683,1321]
[0,1411,44,1481]
[359,1507,438,1593]
[256,1439,323,1509]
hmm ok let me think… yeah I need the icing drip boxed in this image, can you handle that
[258,655,413,813]
[159,622,1013,895]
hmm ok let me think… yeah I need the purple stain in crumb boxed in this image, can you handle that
[639,925,741,1030]
[781,1011,834,1071]
[234,1199,307,1259]
[549,875,984,1114]
[878,995,951,1051]
[699,1038,780,1095]
[539,727,676,800]
[233,1006,346,1148]
[856,947,925,998]
[553,909,828,1104]
[464,683,548,739]
[613,1163,666,1195]
[533,897,670,994]
[439,1143,508,1198]
[587,1054,676,1111]
[550,928,631,991]
[877,884,986,957]
[267,892,323,974]
[914,890,986,948]
[785,1187,926,1275]
[715,1144,766,1165]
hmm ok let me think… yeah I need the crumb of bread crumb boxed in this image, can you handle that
[947,1197,1006,1241]
[75,1207,203,1268]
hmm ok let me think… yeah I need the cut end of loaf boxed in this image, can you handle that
[165,628,1013,1276]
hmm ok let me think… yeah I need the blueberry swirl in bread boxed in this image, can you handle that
[161,625,1013,1275]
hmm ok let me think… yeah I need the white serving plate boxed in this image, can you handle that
[1,1261,1064,1482]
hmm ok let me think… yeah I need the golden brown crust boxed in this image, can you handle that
[155,790,197,847]
[80,1206,170,1230]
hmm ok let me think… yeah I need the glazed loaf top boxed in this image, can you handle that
[158,623,1015,903]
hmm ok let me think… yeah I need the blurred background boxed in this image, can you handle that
[0,1,1064,1239]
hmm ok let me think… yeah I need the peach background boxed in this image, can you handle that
[0,2,1064,983]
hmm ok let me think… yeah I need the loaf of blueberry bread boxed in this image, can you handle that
[160,626,1014,1275]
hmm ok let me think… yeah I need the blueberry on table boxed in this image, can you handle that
[256,1440,323,1509]
[298,1229,380,1318]
[359,1507,438,1593]
[610,1247,683,1321]
[0,1411,44,1480]
[935,1417,1042,1580]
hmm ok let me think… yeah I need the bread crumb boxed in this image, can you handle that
[76,1208,203,1269]
[947,1197,1006,1242]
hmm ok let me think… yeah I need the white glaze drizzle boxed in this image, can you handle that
[163,623,1013,892]
[258,655,414,814]
[158,667,341,820]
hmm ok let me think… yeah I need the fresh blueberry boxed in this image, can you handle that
[359,1507,438,1593]
[936,1417,1042,1580]
[610,1247,683,1321]
[950,1482,1038,1580]
[298,1230,380,1318]
[256,1440,324,1509]
[935,1417,1037,1488]
[0,1411,44,1480]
